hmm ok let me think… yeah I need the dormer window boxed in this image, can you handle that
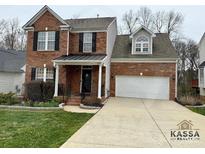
[131,26,155,55]
[135,36,149,53]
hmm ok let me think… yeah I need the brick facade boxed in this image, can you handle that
[56,65,105,98]
[69,32,107,54]
[25,10,107,90]
[110,62,176,100]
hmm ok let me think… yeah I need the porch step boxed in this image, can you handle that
[66,96,81,105]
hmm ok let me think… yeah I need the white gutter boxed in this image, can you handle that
[111,58,178,63]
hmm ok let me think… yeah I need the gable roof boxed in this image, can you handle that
[65,17,116,31]
[130,25,155,38]
[23,5,69,29]
[198,32,205,47]
[23,5,116,31]
[0,49,25,73]
[112,33,177,59]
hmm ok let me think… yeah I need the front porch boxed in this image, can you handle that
[53,54,108,105]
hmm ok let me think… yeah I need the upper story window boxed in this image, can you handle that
[83,32,92,52]
[79,32,96,53]
[37,31,56,51]
[135,36,149,53]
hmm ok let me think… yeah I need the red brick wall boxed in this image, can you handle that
[25,10,67,83]
[69,32,107,54]
[25,10,107,87]
[110,62,176,100]
[63,66,105,97]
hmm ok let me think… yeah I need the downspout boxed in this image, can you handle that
[66,29,70,56]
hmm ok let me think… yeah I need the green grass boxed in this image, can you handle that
[0,109,94,148]
[188,107,205,116]
[32,101,59,107]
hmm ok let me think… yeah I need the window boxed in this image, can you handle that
[135,36,149,53]
[36,68,44,80]
[46,69,54,79]
[35,68,54,80]
[37,31,55,51]
[200,68,204,87]
[83,32,92,52]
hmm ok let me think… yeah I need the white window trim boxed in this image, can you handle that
[83,32,92,53]
[132,35,152,55]
[37,31,55,51]
[199,67,205,88]
[35,67,54,80]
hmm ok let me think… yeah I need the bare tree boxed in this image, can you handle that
[1,18,26,50]
[185,40,199,71]
[165,11,184,37]
[152,11,165,33]
[122,10,138,34]
[0,19,7,49]
[137,7,153,29]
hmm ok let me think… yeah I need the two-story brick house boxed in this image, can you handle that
[23,5,117,104]
[23,5,177,104]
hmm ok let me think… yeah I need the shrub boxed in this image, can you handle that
[81,97,103,107]
[0,92,20,105]
[178,96,202,106]
[25,81,64,102]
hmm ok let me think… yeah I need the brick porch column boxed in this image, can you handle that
[54,64,59,97]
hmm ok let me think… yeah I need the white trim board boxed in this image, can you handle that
[111,58,177,63]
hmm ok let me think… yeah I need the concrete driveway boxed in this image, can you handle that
[61,97,205,148]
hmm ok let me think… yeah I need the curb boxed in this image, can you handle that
[0,105,63,110]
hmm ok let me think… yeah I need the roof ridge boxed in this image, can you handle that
[65,17,116,21]
[0,50,18,55]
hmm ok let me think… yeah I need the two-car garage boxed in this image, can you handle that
[110,62,176,101]
[115,75,170,100]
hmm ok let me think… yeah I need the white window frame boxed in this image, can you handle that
[135,35,149,53]
[83,32,92,53]
[199,67,205,88]
[35,68,54,80]
[37,31,55,51]
[35,68,44,80]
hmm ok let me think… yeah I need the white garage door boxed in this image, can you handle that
[116,75,169,100]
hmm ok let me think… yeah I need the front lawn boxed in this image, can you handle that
[0,109,93,148]
[188,107,205,116]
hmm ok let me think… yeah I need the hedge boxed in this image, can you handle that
[0,93,20,105]
[25,81,64,102]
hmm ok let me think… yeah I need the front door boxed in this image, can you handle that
[82,68,92,93]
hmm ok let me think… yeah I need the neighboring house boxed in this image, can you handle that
[0,49,25,95]
[23,5,177,104]
[23,5,117,104]
[198,33,205,100]
[110,26,177,100]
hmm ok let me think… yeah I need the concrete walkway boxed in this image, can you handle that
[63,105,99,114]
[61,97,205,148]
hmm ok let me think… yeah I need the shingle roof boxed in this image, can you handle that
[112,33,177,59]
[0,49,25,73]
[54,54,106,61]
[199,61,205,68]
[65,17,116,31]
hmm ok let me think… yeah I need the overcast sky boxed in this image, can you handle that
[0,5,204,42]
